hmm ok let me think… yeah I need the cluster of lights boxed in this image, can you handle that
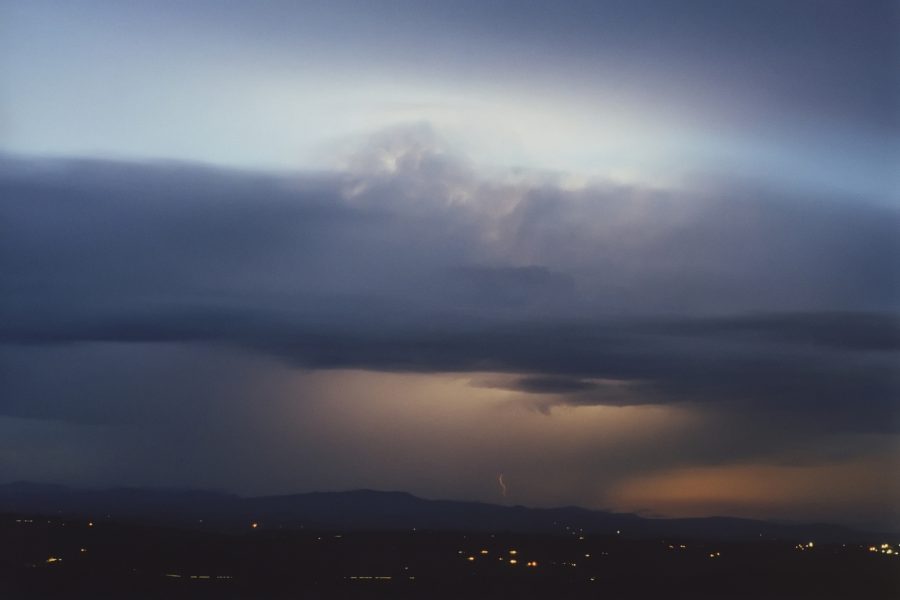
[869,543,896,556]
[794,542,815,551]
[708,552,721,559]
[463,548,538,568]
[564,525,589,540]
[667,544,688,550]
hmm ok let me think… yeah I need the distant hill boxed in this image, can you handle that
[0,481,879,542]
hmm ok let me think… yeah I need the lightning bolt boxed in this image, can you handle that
[498,473,508,498]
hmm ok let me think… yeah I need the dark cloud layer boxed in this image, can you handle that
[1,136,898,436]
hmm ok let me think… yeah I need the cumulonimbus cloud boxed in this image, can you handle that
[1,128,898,432]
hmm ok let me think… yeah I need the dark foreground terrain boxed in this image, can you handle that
[2,513,898,599]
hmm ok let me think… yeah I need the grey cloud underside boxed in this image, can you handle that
[1,148,898,431]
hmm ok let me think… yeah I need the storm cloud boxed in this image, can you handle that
[3,0,899,531]
[2,130,898,436]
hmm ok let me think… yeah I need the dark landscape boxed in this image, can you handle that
[2,484,899,599]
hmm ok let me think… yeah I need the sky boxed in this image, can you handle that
[1,0,898,529]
